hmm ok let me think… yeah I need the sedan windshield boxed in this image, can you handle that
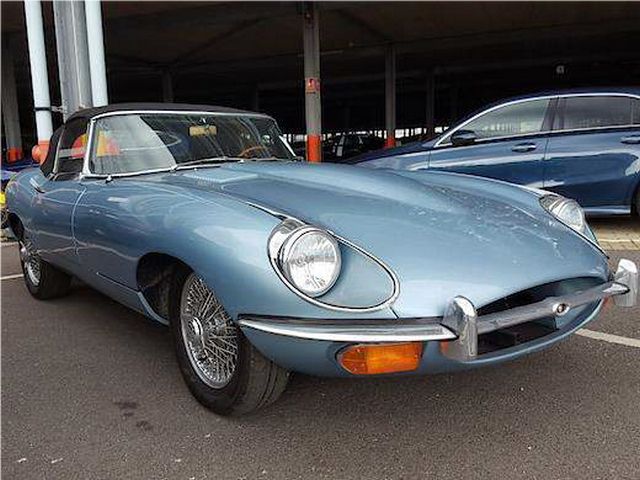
[88,112,295,175]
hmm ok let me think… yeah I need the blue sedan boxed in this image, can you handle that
[6,104,638,415]
[354,89,640,216]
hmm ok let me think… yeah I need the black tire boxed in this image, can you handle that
[169,267,289,416]
[635,188,640,217]
[19,237,71,300]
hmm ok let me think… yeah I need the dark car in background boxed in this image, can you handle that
[324,133,384,162]
[353,89,640,216]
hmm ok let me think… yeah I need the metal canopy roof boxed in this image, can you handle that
[2,1,640,136]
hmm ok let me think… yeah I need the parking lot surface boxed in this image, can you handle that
[2,220,639,480]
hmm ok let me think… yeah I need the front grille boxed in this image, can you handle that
[475,276,602,355]
[477,277,602,316]
[478,319,557,355]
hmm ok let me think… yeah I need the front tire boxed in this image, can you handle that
[170,269,289,416]
[19,237,71,300]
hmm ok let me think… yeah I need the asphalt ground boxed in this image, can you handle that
[2,222,639,479]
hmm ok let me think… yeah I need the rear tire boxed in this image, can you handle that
[19,237,71,300]
[170,268,289,416]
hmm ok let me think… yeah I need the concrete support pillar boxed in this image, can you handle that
[384,45,396,148]
[1,38,23,163]
[53,0,93,119]
[84,0,108,106]
[24,0,53,163]
[302,2,322,162]
[162,70,174,102]
[425,70,435,138]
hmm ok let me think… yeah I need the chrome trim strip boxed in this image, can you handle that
[238,316,456,343]
[434,92,640,148]
[90,109,271,121]
[81,118,96,175]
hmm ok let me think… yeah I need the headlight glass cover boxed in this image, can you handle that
[279,228,341,297]
[540,194,587,234]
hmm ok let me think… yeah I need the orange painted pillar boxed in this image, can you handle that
[303,2,322,162]
[306,134,322,163]
[6,148,24,163]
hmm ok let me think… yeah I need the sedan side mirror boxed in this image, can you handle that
[450,129,478,146]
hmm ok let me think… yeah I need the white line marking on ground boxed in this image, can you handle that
[1,273,23,281]
[0,242,18,247]
[577,329,640,348]
[597,238,640,243]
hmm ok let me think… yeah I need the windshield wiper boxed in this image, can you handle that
[175,156,243,170]
[242,156,291,162]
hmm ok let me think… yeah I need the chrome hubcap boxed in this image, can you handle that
[20,240,41,286]
[180,274,239,389]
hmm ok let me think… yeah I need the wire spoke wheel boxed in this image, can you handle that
[180,274,239,389]
[20,239,41,287]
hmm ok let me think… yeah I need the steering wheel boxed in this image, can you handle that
[238,145,270,159]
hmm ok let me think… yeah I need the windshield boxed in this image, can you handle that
[88,112,295,175]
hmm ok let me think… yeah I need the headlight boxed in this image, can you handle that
[540,194,587,235]
[279,227,341,297]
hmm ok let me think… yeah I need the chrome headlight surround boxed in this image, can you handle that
[269,220,341,298]
[540,194,588,236]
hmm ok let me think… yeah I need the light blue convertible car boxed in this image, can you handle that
[6,104,638,415]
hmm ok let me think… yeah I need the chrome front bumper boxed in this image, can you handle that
[239,259,637,359]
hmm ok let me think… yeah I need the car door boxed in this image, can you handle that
[30,118,88,272]
[424,97,555,188]
[543,94,640,213]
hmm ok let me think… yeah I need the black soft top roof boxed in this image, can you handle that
[66,102,264,122]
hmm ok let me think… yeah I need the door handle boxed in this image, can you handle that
[511,143,537,153]
[620,135,640,145]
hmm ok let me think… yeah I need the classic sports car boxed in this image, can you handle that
[6,104,638,415]
[352,88,640,216]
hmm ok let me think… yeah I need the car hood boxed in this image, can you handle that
[159,162,609,317]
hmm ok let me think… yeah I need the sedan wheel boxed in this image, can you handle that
[171,270,290,416]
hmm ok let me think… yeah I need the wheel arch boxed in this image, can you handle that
[7,213,23,240]
[136,252,193,323]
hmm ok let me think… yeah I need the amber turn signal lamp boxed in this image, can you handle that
[338,342,423,375]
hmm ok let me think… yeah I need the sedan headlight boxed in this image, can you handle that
[279,227,341,297]
[540,194,587,235]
